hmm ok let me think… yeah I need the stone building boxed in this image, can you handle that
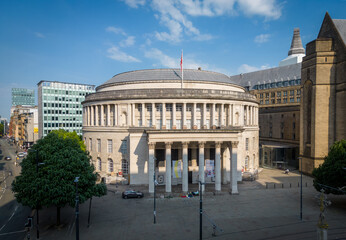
[82,69,259,193]
[230,29,304,169]
[300,13,346,174]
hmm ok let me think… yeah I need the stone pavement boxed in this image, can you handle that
[28,168,346,240]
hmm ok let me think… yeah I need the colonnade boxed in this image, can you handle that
[83,102,258,129]
[148,141,239,194]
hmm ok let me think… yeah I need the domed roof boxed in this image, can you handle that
[100,69,234,87]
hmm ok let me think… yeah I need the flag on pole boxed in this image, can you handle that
[180,50,183,88]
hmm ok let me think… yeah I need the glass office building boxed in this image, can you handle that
[12,88,35,106]
[37,81,95,138]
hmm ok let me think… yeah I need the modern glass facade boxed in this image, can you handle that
[38,81,95,138]
[12,88,35,106]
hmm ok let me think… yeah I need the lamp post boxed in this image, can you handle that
[74,177,80,240]
[153,171,156,224]
[298,157,302,221]
[199,181,205,240]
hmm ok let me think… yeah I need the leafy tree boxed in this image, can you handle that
[12,130,106,225]
[313,139,346,195]
[53,129,86,152]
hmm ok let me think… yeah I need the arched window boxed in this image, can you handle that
[108,158,114,172]
[122,159,128,175]
[97,158,102,171]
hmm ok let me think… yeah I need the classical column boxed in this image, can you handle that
[228,104,232,126]
[117,104,121,126]
[203,103,207,129]
[101,105,104,126]
[127,104,131,126]
[199,142,205,192]
[182,142,189,192]
[172,102,176,129]
[212,103,216,128]
[183,102,187,129]
[240,105,244,126]
[131,103,135,126]
[231,141,239,194]
[193,102,197,129]
[107,104,111,126]
[95,105,99,126]
[215,142,222,191]
[91,106,94,126]
[148,142,156,194]
[220,104,225,127]
[165,142,172,193]
[141,103,145,127]
[162,103,166,129]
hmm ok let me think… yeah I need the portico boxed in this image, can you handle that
[147,130,240,194]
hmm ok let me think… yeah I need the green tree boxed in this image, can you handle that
[313,139,346,195]
[53,129,86,152]
[12,130,106,225]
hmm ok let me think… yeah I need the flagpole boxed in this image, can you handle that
[181,50,183,89]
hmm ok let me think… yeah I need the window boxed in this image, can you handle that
[271,99,275,104]
[89,138,92,151]
[293,122,296,129]
[283,91,287,96]
[245,138,249,151]
[97,158,102,171]
[265,93,269,98]
[265,100,269,104]
[122,159,128,175]
[297,89,301,95]
[156,119,162,129]
[290,90,294,96]
[186,119,191,129]
[97,139,101,152]
[121,140,127,154]
[283,98,287,103]
[146,104,152,112]
[186,104,192,112]
[166,119,172,129]
[196,119,201,129]
[260,100,263,104]
[271,92,275,97]
[166,104,172,112]
[176,119,182,129]
[206,119,210,129]
[176,104,182,112]
[290,97,294,103]
[156,104,162,112]
[138,104,142,112]
[147,119,152,127]
[206,104,210,112]
[297,97,300,102]
[107,139,113,153]
[108,159,114,172]
[196,105,201,112]
[245,156,249,171]
[138,119,142,126]
[260,93,263,98]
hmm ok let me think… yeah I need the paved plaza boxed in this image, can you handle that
[30,169,346,240]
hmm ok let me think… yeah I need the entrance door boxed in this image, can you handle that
[188,171,192,183]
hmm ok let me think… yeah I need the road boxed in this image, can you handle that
[0,139,31,240]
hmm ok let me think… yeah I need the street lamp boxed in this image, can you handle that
[153,157,158,224]
[74,177,79,240]
[74,177,80,240]
[298,157,303,221]
[198,181,205,240]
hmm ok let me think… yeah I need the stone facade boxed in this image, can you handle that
[82,69,259,193]
[300,13,346,174]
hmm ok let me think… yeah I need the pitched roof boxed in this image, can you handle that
[229,63,301,89]
[100,68,235,86]
[332,19,346,45]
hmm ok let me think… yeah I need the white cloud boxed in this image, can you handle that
[237,0,282,20]
[180,0,237,17]
[122,0,145,8]
[254,33,270,43]
[107,46,141,62]
[106,26,127,36]
[35,32,45,38]
[120,36,136,47]
[237,64,270,73]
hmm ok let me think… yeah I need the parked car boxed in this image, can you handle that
[122,190,144,199]
[4,156,11,161]
[17,152,25,158]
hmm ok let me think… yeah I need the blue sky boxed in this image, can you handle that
[0,0,345,119]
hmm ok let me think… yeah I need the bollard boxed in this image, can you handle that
[274,183,276,189]
[266,183,268,189]
[282,183,284,188]
[290,183,291,188]
[306,182,307,187]
[298,182,299,187]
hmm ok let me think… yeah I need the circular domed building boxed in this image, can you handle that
[82,68,259,194]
